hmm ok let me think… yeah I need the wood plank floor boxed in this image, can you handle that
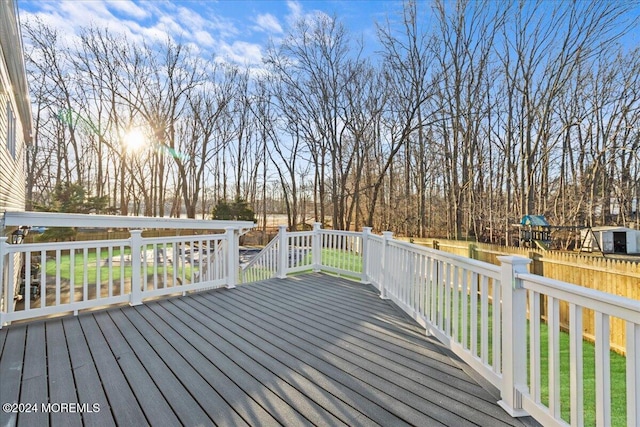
[0,273,537,426]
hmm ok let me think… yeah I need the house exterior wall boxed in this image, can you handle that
[0,0,32,313]
[0,0,31,214]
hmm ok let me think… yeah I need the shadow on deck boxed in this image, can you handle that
[0,273,535,426]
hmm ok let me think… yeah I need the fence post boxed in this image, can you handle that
[0,237,7,328]
[312,222,322,272]
[226,227,239,289]
[361,227,371,284]
[380,231,393,299]
[129,230,143,306]
[277,225,288,279]
[497,255,531,417]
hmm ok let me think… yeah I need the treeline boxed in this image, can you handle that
[23,1,640,242]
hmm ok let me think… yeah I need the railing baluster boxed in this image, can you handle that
[461,269,469,349]
[437,260,446,330]
[569,303,584,427]
[627,322,640,427]
[548,296,561,418]
[470,272,478,357]
[7,249,15,316]
[59,249,64,305]
[0,237,6,323]
[481,275,489,363]
[96,247,101,299]
[492,277,500,372]
[530,290,541,403]
[120,244,125,295]
[452,265,459,344]
[108,246,113,298]
[40,249,46,306]
[595,312,611,426]
[24,255,30,311]
[81,248,87,301]
[444,262,452,336]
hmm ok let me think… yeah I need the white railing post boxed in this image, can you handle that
[312,222,322,272]
[277,225,288,279]
[129,230,143,306]
[380,231,393,299]
[0,237,7,327]
[225,227,239,289]
[361,227,371,284]
[497,255,531,417]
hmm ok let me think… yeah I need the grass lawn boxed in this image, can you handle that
[320,248,363,273]
[44,247,193,285]
[457,294,627,426]
[539,318,627,426]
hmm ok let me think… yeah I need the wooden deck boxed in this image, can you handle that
[1,273,536,426]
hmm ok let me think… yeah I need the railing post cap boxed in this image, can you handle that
[313,222,322,230]
[130,229,143,236]
[278,224,288,231]
[362,226,372,233]
[497,255,531,266]
[382,231,393,238]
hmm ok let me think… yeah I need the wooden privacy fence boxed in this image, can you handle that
[406,237,640,353]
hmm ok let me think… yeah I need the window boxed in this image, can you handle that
[7,101,16,158]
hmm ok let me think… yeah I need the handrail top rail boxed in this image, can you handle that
[517,271,640,322]
[2,238,132,251]
[1,211,256,231]
[386,236,502,277]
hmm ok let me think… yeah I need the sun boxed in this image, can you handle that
[123,128,146,152]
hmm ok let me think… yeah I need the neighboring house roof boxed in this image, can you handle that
[520,215,549,227]
[0,0,33,143]
[588,226,639,233]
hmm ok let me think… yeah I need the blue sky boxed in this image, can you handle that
[18,0,402,66]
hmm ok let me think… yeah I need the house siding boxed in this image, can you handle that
[0,0,29,214]
[0,0,31,315]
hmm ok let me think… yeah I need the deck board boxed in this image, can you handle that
[0,326,26,427]
[0,273,536,427]
[18,322,48,427]
[109,310,208,425]
[222,282,515,425]
[46,320,86,427]
[90,311,181,427]
[61,317,115,427]
[184,294,401,426]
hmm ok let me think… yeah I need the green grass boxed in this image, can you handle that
[452,294,627,426]
[538,319,627,426]
[320,248,363,273]
[44,247,194,286]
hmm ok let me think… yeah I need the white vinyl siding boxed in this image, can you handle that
[6,100,16,158]
[0,67,26,213]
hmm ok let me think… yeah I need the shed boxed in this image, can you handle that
[579,226,640,254]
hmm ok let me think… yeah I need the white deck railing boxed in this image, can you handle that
[1,228,240,325]
[242,223,640,427]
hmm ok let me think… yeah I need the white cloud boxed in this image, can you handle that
[219,41,263,65]
[107,0,149,20]
[194,30,216,48]
[254,13,283,34]
[286,0,303,24]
